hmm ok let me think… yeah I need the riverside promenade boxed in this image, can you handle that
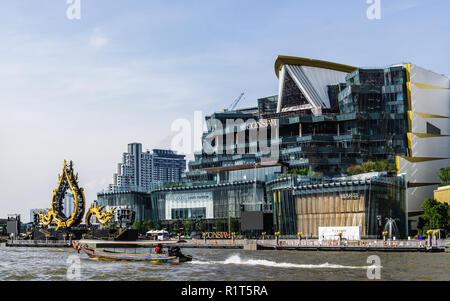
[174,238,450,252]
[4,238,449,253]
[5,240,73,248]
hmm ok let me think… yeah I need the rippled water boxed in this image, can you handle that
[0,247,449,281]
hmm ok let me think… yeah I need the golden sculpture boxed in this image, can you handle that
[38,160,85,230]
[85,204,116,226]
[38,160,116,230]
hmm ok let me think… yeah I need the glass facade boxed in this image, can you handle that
[187,66,409,179]
[266,175,406,237]
[171,208,206,220]
[152,181,268,221]
[97,191,157,222]
[218,166,282,182]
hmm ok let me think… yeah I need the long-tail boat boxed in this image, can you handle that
[75,239,192,263]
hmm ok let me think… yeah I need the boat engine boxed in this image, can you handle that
[168,246,192,262]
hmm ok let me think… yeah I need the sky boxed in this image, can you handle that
[0,0,449,222]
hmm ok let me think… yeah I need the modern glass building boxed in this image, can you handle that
[151,180,269,232]
[97,189,157,222]
[99,56,448,237]
[181,56,448,234]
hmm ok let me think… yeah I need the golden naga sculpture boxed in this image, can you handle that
[38,160,86,230]
[85,204,116,226]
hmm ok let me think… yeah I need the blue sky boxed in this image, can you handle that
[0,0,449,221]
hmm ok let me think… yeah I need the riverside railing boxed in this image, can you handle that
[182,238,447,249]
[258,239,446,248]
[7,240,72,246]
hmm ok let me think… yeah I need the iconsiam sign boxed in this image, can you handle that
[38,160,115,230]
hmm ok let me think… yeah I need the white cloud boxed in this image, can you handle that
[89,28,108,48]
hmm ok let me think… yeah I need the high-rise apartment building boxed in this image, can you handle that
[109,143,186,192]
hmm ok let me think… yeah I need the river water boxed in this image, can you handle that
[0,247,448,281]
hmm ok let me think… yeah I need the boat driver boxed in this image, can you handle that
[155,243,163,254]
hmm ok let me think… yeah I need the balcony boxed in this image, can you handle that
[289,158,309,166]
[281,146,302,155]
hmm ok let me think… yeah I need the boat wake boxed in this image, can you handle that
[190,254,381,270]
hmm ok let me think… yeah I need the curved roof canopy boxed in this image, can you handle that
[274,55,358,78]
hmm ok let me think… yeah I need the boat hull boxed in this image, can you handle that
[81,246,182,263]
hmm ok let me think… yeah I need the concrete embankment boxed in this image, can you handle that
[6,240,72,248]
[5,238,448,252]
[175,239,448,252]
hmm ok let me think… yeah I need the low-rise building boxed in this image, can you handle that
[434,185,450,204]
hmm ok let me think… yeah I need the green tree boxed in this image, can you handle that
[420,198,450,232]
[142,220,154,233]
[214,218,224,232]
[347,159,396,175]
[417,217,427,236]
[347,165,363,175]
[436,167,450,184]
[155,220,163,230]
[374,159,388,172]
[133,220,142,233]
[172,220,182,233]
[229,216,239,233]
[197,220,206,232]
[287,168,309,176]
[361,160,376,173]
[184,218,193,234]
[387,163,397,173]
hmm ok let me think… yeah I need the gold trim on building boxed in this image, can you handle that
[399,156,449,163]
[395,156,400,175]
[274,55,357,78]
[407,132,413,155]
[415,112,450,119]
[412,82,450,90]
[412,133,450,138]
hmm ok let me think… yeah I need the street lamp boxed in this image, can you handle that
[376,215,382,239]
[338,232,343,246]
[275,231,280,246]
[432,230,438,246]
[426,229,433,246]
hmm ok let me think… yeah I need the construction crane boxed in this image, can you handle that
[224,92,245,112]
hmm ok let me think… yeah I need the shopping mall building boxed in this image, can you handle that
[99,55,449,237]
